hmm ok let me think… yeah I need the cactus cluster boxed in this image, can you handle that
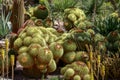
[63,8,96,51]
[70,29,92,51]
[94,12,120,53]
[14,26,65,74]
[13,25,91,76]
[33,5,48,20]
[61,61,90,80]
[60,37,89,63]
[106,30,120,52]
[64,8,93,31]
[27,5,53,27]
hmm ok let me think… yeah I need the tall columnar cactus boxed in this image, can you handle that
[10,0,24,33]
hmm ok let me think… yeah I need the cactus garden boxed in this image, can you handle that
[0,0,120,80]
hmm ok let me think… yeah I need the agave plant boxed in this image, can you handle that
[79,0,105,20]
[0,11,12,39]
[94,12,120,36]
[50,0,79,12]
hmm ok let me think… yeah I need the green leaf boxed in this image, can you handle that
[0,11,12,38]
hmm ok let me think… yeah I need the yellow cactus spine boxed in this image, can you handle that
[5,38,9,51]
[1,49,5,79]
[97,55,101,80]
[10,55,15,66]
[101,64,105,80]
[11,55,15,80]
[1,49,5,59]
[87,61,91,70]
[91,70,94,80]
[5,38,9,79]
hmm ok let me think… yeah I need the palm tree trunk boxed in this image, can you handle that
[10,0,24,33]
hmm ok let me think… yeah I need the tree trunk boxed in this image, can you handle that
[10,0,24,33]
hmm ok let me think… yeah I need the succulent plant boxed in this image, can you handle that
[18,46,28,54]
[69,30,92,51]
[75,51,89,62]
[31,36,47,47]
[35,19,43,26]
[17,52,34,68]
[64,68,75,80]
[68,13,77,22]
[28,43,41,57]
[61,61,90,80]
[94,12,120,36]
[0,11,11,39]
[14,26,63,77]
[71,61,90,76]
[47,59,57,73]
[62,51,76,63]
[37,47,53,64]
[73,75,81,80]
[63,8,87,31]
[14,37,23,49]
[63,39,77,52]
[47,34,57,44]
[36,62,47,71]
[33,5,48,19]
[60,66,68,75]
[47,27,62,36]
[113,40,120,51]
[107,30,120,43]
[94,33,105,43]
[18,32,27,39]
[26,27,38,36]
[23,36,32,46]
[49,42,64,60]
[83,74,91,80]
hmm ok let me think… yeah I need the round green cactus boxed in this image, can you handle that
[47,59,57,73]
[33,5,48,19]
[64,68,75,80]
[49,42,64,59]
[63,39,77,52]
[28,43,41,57]
[19,32,27,39]
[62,51,76,63]
[75,51,89,62]
[68,13,77,22]
[73,75,81,80]
[14,37,23,49]
[18,52,34,68]
[61,61,90,80]
[83,74,91,80]
[31,37,47,47]
[26,27,38,36]
[18,46,28,54]
[37,47,53,64]
[23,36,32,46]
